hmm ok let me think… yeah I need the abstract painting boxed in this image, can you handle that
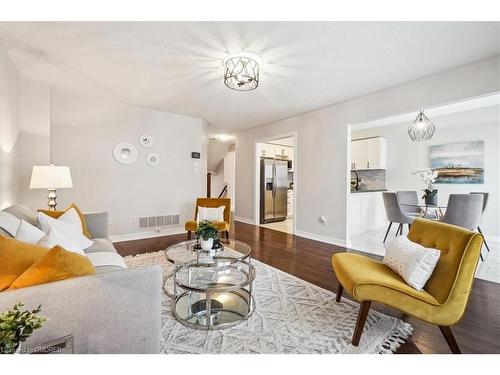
[430,141,484,184]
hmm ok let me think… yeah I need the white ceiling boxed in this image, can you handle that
[0,22,499,133]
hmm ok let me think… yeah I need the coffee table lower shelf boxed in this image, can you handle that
[174,289,255,330]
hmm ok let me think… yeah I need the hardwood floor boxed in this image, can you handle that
[114,221,500,354]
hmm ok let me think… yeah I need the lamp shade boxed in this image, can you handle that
[29,165,73,189]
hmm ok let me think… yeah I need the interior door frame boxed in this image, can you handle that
[254,131,298,233]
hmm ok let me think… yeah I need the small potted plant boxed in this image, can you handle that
[196,220,218,251]
[0,302,47,354]
[412,167,439,205]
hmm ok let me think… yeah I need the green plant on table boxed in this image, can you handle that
[196,220,218,240]
[0,302,47,354]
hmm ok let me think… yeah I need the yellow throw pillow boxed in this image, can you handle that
[7,246,96,291]
[0,236,49,292]
[38,203,92,239]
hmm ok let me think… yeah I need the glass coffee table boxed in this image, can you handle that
[173,256,255,330]
[163,239,252,298]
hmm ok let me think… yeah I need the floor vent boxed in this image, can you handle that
[138,215,180,229]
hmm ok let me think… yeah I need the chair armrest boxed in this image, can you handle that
[84,212,108,238]
[0,266,162,353]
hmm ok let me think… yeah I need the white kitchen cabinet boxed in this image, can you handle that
[366,137,387,169]
[261,143,294,163]
[349,192,387,235]
[351,137,386,170]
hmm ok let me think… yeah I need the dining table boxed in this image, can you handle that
[401,203,447,220]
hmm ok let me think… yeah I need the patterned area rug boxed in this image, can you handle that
[125,251,412,354]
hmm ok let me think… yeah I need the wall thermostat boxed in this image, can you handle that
[191,152,201,159]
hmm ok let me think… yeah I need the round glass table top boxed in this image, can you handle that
[165,239,251,265]
[174,258,255,292]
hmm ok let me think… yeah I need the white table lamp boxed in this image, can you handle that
[29,164,73,210]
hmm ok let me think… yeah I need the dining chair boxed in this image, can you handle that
[382,192,415,243]
[470,192,490,254]
[396,191,421,216]
[441,194,484,261]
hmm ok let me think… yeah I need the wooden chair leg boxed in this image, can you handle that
[352,301,371,346]
[225,230,229,239]
[439,326,461,354]
[335,283,343,303]
[407,223,411,231]
[383,222,393,243]
[187,231,192,240]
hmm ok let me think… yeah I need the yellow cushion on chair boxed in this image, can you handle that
[39,203,92,239]
[185,220,229,232]
[7,246,96,290]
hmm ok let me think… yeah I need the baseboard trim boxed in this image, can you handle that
[294,230,348,248]
[110,227,185,243]
[233,216,256,225]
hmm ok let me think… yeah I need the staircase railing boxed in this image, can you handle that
[218,185,228,198]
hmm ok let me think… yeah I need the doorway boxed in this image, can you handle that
[254,134,297,234]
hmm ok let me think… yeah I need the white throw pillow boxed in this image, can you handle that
[384,236,441,291]
[0,211,21,236]
[37,227,86,255]
[15,219,46,244]
[196,206,225,222]
[38,210,94,250]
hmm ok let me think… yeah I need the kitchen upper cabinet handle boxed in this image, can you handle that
[367,161,370,169]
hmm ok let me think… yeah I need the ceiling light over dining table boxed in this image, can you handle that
[408,110,436,141]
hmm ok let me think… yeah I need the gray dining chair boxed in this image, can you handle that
[396,191,421,216]
[470,192,490,254]
[441,194,484,261]
[382,192,416,243]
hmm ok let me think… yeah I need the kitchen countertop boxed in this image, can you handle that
[350,189,387,193]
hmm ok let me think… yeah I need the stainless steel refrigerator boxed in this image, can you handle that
[260,158,288,223]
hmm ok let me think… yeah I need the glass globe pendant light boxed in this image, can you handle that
[408,110,435,141]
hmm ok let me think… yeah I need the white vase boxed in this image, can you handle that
[200,238,214,251]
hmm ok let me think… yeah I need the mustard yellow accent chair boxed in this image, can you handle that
[185,198,231,239]
[332,218,483,353]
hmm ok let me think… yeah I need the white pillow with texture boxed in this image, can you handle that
[384,236,441,291]
[196,206,225,222]
[37,227,86,255]
[0,211,21,236]
[38,210,93,250]
[15,219,46,244]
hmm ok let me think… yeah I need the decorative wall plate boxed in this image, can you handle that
[146,153,160,166]
[113,143,138,165]
[139,134,154,148]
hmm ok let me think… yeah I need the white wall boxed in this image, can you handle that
[211,160,225,198]
[0,44,20,209]
[224,149,235,210]
[235,56,500,243]
[352,109,500,237]
[50,90,207,237]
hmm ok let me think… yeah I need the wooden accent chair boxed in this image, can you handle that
[185,198,231,240]
[332,218,483,353]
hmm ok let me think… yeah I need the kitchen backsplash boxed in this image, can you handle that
[352,169,386,191]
